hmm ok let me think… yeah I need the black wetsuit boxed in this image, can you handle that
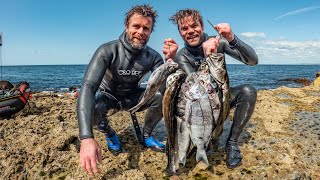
[77,31,164,140]
[175,33,258,146]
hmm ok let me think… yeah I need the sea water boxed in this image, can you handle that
[1,64,319,92]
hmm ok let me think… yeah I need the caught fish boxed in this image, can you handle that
[206,53,230,140]
[162,53,230,173]
[163,69,186,175]
[128,60,178,113]
[181,60,221,165]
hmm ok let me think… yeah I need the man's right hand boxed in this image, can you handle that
[202,36,220,57]
[80,138,102,176]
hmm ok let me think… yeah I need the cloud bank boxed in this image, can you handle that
[237,32,320,64]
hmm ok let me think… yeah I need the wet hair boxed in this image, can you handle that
[124,4,158,32]
[169,9,203,28]
[316,72,320,78]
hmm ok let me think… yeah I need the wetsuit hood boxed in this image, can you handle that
[119,31,144,55]
[185,33,209,56]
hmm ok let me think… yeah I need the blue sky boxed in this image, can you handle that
[1,0,320,65]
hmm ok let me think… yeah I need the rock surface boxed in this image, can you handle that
[0,86,319,179]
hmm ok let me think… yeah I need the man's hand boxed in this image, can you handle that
[202,36,220,57]
[80,138,102,177]
[214,23,235,42]
[163,38,178,60]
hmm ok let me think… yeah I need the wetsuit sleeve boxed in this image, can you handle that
[77,45,112,140]
[175,52,196,75]
[151,54,165,72]
[222,35,258,65]
[151,53,166,94]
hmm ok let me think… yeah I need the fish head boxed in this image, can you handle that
[206,53,226,84]
[198,61,210,74]
[166,69,186,87]
[165,60,179,74]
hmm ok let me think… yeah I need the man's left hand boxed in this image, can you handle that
[214,23,235,42]
[163,38,178,60]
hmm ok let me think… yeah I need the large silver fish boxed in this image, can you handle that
[162,69,186,175]
[128,60,178,113]
[181,59,221,165]
[206,53,230,140]
[176,53,228,167]
[162,53,229,174]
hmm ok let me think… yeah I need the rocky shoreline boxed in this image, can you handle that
[0,85,319,179]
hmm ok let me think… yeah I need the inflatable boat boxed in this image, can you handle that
[0,81,31,117]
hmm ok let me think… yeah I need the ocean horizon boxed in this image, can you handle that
[1,64,319,92]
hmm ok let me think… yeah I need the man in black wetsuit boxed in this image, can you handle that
[77,5,178,176]
[169,9,258,169]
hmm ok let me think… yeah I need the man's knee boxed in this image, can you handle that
[93,98,109,127]
[239,84,257,103]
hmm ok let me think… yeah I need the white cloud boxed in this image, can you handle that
[240,32,266,38]
[274,6,320,21]
[251,39,320,64]
[234,33,320,64]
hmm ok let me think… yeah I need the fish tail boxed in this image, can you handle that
[196,149,209,165]
[180,156,187,166]
[166,152,177,175]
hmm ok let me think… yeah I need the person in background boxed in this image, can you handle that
[77,4,178,176]
[169,9,258,169]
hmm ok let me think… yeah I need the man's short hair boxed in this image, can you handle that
[316,72,320,78]
[124,4,158,32]
[169,9,203,28]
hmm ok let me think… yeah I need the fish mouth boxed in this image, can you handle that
[164,61,179,74]
[168,60,178,68]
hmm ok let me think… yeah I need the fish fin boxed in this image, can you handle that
[196,149,209,165]
[184,100,192,125]
[186,144,196,158]
[180,156,186,166]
